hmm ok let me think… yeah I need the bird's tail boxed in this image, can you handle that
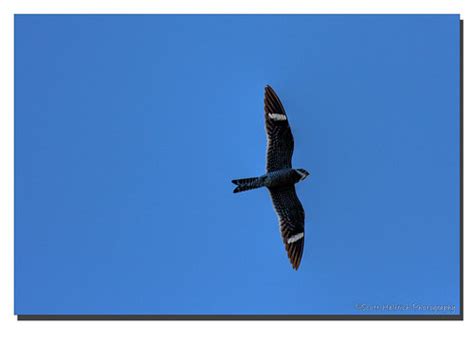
[232,177,264,193]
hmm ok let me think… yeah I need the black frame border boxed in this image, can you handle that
[17,18,464,322]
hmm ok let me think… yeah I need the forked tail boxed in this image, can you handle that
[232,177,264,193]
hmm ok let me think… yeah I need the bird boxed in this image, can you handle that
[232,85,309,270]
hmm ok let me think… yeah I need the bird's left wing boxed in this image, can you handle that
[269,185,305,270]
[264,85,294,172]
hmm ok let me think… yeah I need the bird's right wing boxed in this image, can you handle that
[264,85,294,172]
[269,185,305,270]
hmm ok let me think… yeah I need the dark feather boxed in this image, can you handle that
[269,185,305,270]
[264,85,294,172]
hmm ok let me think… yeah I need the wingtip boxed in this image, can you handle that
[286,239,303,271]
[264,85,286,115]
[291,257,301,271]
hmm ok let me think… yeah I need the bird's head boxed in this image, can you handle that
[295,168,310,182]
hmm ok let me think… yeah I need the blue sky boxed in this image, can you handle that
[15,15,460,315]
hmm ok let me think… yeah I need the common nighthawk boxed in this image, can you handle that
[232,85,309,270]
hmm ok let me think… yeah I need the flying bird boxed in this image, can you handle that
[232,85,309,270]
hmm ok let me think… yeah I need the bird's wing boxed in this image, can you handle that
[264,85,294,172]
[269,185,305,270]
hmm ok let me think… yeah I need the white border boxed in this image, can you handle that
[0,1,470,343]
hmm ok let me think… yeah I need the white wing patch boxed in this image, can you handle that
[268,113,287,121]
[287,232,304,244]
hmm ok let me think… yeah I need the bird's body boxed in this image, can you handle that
[265,168,308,188]
[233,168,306,192]
[232,85,310,270]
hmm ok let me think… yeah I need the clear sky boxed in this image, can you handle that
[15,15,460,315]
